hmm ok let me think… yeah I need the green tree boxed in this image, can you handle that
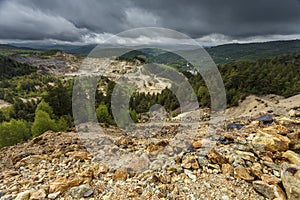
[31,110,57,137]
[56,116,69,132]
[0,110,5,123]
[96,103,112,124]
[0,119,30,148]
[44,81,72,117]
[36,100,54,118]
[129,109,139,123]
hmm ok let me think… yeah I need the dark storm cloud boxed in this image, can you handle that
[0,0,300,43]
[131,0,300,37]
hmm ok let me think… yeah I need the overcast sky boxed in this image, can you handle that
[0,0,300,46]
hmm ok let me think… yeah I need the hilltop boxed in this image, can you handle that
[0,98,300,199]
[0,40,300,199]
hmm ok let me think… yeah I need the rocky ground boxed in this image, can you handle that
[0,106,300,199]
[10,51,81,76]
[226,94,300,119]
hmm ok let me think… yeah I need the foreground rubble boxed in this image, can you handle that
[0,114,300,199]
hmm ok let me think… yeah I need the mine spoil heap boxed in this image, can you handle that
[0,113,300,199]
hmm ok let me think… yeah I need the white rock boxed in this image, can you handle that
[184,169,197,180]
[15,190,31,200]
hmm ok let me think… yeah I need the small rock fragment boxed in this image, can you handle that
[191,140,202,149]
[181,154,199,169]
[208,148,227,164]
[69,184,91,198]
[253,181,286,200]
[221,163,232,175]
[49,177,83,193]
[83,189,94,198]
[30,189,46,200]
[234,166,254,181]
[113,169,128,181]
[184,169,197,180]
[15,190,31,200]
[252,130,290,152]
[47,192,60,199]
[282,150,300,165]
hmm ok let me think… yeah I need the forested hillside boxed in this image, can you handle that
[207,39,300,64]
[119,51,300,107]
[1,51,300,149]
[0,55,37,79]
[219,54,300,104]
[117,40,300,66]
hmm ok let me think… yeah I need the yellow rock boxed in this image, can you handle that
[113,169,128,181]
[252,130,290,152]
[282,150,300,165]
[191,140,202,149]
[234,166,254,181]
[49,177,83,193]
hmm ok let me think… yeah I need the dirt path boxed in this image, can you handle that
[0,99,11,109]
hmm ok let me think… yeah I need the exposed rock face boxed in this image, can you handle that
[10,52,81,76]
[0,114,299,199]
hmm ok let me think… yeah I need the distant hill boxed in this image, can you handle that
[206,40,300,64]
[116,40,300,67]
[10,43,97,55]
[0,44,42,57]
[2,39,300,68]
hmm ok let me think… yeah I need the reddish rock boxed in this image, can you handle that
[261,174,280,185]
[250,163,263,178]
[30,189,47,200]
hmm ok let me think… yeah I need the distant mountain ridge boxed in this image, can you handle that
[3,39,300,65]
[206,39,300,64]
